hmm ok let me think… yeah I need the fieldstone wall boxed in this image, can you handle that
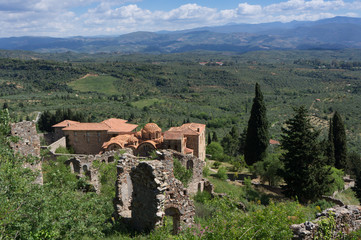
[160,149,205,194]
[10,121,43,184]
[65,150,130,193]
[10,121,40,157]
[113,153,139,219]
[291,205,361,239]
[113,151,196,234]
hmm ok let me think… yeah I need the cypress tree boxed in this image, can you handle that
[212,132,218,142]
[244,83,269,165]
[280,106,332,203]
[332,111,347,169]
[207,131,212,145]
[221,126,240,157]
[325,119,335,166]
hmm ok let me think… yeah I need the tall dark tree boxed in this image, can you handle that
[280,106,332,203]
[332,111,347,169]
[207,132,212,145]
[221,126,240,157]
[212,132,218,142]
[2,102,8,110]
[244,83,269,165]
[350,152,361,201]
[238,127,247,155]
[325,119,335,166]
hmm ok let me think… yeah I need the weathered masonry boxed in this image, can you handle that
[10,121,43,184]
[113,150,206,234]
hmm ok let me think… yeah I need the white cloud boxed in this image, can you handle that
[0,0,360,37]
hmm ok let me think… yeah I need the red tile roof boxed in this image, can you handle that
[61,118,138,133]
[163,131,183,140]
[168,123,206,136]
[52,120,80,128]
[269,139,280,145]
[63,122,109,131]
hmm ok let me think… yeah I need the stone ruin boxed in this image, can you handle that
[10,121,41,157]
[10,121,43,184]
[113,150,208,234]
[291,205,361,239]
[65,150,132,193]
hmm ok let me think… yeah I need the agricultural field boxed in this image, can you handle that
[0,49,361,151]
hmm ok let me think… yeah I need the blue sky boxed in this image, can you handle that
[0,0,360,37]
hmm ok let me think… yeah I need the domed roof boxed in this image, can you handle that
[142,123,161,134]
[128,135,138,143]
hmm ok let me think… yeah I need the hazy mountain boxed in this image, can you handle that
[0,16,360,53]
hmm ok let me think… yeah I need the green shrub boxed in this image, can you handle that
[194,190,212,203]
[212,161,221,169]
[216,166,228,181]
[55,146,74,154]
[206,142,224,161]
[325,167,344,195]
[203,165,210,177]
[173,158,193,187]
[252,153,283,186]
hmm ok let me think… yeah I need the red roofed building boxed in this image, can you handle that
[53,118,138,154]
[53,119,206,160]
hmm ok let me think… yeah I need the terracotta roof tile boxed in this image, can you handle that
[269,139,280,145]
[52,120,80,128]
[168,123,206,136]
[163,131,183,140]
[59,118,137,133]
[63,123,109,131]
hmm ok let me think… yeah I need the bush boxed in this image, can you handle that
[206,142,224,161]
[173,158,193,187]
[252,154,283,186]
[216,166,228,181]
[203,165,210,177]
[212,161,221,169]
[325,167,344,195]
[194,190,212,203]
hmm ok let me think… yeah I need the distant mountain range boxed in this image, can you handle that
[0,16,361,53]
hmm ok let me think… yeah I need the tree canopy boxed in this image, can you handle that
[244,83,269,166]
[280,106,332,203]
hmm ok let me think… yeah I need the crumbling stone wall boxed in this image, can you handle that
[166,150,205,194]
[291,205,361,239]
[65,150,129,193]
[10,121,43,184]
[113,151,196,234]
[10,121,40,157]
[113,153,139,219]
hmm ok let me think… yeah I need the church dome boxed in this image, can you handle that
[142,123,161,134]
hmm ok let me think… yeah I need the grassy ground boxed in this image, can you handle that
[131,98,165,109]
[68,75,119,95]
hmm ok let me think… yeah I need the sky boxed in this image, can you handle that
[0,0,360,37]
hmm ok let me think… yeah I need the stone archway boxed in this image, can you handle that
[137,142,156,157]
[186,159,194,170]
[108,143,123,151]
[165,207,181,235]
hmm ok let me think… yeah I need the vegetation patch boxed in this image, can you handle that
[68,75,119,95]
[131,98,165,110]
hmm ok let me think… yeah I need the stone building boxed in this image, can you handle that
[54,118,138,154]
[53,119,206,161]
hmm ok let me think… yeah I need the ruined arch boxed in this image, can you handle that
[137,142,156,157]
[165,207,181,235]
[186,160,193,170]
[107,143,123,151]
